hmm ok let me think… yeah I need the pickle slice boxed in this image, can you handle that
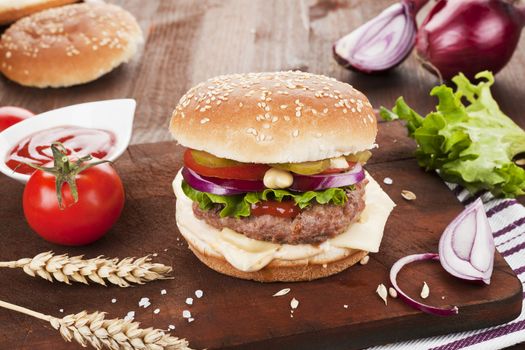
[273,159,331,175]
[191,149,241,168]
[346,150,372,164]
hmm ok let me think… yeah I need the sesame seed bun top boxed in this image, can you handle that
[169,71,377,164]
[0,2,143,88]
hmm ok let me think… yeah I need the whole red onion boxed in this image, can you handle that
[416,0,525,80]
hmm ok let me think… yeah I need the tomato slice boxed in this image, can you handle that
[251,200,299,218]
[183,149,270,180]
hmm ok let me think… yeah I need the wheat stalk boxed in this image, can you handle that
[0,251,172,287]
[0,299,193,350]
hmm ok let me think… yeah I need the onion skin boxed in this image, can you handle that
[390,253,459,316]
[416,0,525,80]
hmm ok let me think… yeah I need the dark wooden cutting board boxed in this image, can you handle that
[0,121,522,350]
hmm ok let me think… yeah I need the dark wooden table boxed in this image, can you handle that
[1,1,524,349]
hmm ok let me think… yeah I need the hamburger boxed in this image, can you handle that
[170,71,395,282]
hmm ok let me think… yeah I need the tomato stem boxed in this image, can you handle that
[24,142,110,209]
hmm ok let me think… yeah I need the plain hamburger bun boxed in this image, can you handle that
[188,242,368,282]
[170,71,377,164]
[0,0,78,25]
[0,2,143,88]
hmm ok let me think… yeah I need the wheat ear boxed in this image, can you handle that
[0,251,172,287]
[0,299,192,350]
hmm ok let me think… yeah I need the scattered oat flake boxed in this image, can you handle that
[421,281,430,299]
[195,290,204,298]
[376,284,388,305]
[168,325,175,330]
[290,298,299,309]
[111,298,117,304]
[273,288,291,297]
[182,310,191,319]
[401,190,416,201]
[383,177,393,185]
[389,287,398,298]
[359,255,370,265]
[124,311,135,321]
[154,308,160,314]
[139,297,151,308]
[186,297,194,305]
[161,289,167,295]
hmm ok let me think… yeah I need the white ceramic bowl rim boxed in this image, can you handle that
[0,99,136,183]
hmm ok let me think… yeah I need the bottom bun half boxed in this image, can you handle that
[172,169,395,282]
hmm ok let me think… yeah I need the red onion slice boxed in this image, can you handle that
[390,253,459,316]
[333,1,423,73]
[290,163,365,191]
[182,167,245,195]
[439,198,495,285]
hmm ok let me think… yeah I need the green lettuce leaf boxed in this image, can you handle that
[379,71,525,197]
[181,181,352,218]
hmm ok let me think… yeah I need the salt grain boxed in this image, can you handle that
[383,177,393,185]
[195,290,204,298]
[343,305,349,309]
[139,297,151,308]
[154,308,160,314]
[168,325,176,330]
[59,309,64,313]
[186,298,194,305]
[290,298,299,309]
[188,318,194,323]
[124,311,135,321]
[161,289,167,295]
[111,298,117,304]
[182,310,191,319]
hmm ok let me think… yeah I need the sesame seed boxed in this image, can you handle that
[323,108,328,114]
[295,111,301,117]
[280,105,288,109]
[200,118,210,124]
[292,130,299,137]
[5,51,11,58]
[284,116,290,121]
[263,124,270,129]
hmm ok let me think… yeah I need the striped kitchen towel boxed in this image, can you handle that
[371,184,525,350]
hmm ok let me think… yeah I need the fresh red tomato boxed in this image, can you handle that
[184,149,270,180]
[0,106,34,132]
[23,145,124,246]
[251,200,299,218]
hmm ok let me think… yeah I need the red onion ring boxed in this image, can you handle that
[290,163,365,191]
[182,167,245,195]
[390,253,459,316]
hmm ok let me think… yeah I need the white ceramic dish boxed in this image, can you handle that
[0,99,136,183]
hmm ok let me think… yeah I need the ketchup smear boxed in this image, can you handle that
[251,200,300,219]
[6,126,116,175]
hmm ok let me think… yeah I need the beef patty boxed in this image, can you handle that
[192,180,367,245]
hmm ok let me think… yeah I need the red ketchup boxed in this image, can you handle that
[251,200,300,219]
[6,126,116,175]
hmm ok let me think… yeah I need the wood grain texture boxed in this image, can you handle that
[0,0,524,349]
[0,127,521,350]
[1,0,525,143]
